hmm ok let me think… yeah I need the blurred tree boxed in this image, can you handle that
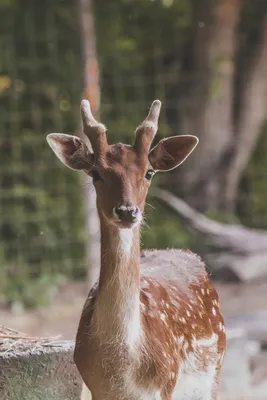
[78,0,100,289]
[166,0,267,213]
[93,0,267,215]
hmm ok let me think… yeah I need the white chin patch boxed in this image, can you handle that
[80,383,92,400]
[119,229,133,256]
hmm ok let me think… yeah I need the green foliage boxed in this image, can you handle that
[1,0,267,308]
[95,0,192,141]
[205,211,241,225]
[93,0,195,253]
[0,0,85,307]
[238,122,267,229]
[142,196,191,249]
[0,0,194,308]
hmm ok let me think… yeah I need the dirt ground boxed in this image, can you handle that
[1,279,267,340]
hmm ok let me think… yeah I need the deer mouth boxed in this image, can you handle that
[115,219,141,229]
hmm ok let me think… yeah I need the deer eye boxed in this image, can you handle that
[89,168,102,182]
[145,169,155,181]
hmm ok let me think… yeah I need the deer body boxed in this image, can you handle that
[75,245,225,400]
[47,100,226,399]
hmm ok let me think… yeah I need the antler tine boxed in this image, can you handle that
[134,100,162,152]
[145,99,162,125]
[80,99,108,154]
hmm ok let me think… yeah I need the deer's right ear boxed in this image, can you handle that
[46,133,94,171]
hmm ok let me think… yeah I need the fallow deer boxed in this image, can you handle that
[47,99,226,400]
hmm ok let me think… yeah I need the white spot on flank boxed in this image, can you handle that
[192,332,218,347]
[177,335,184,345]
[119,229,133,256]
[186,310,191,317]
[201,289,205,295]
[212,307,217,316]
[160,313,166,321]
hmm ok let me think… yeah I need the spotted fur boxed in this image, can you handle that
[47,99,226,400]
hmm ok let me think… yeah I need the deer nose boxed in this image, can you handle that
[114,204,140,223]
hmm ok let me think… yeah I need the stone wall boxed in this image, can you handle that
[0,331,255,400]
[0,340,81,400]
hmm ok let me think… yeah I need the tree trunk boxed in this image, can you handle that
[78,0,100,289]
[166,0,267,213]
[223,14,267,209]
[154,189,267,282]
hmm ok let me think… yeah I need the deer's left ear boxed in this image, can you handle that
[46,133,94,171]
[148,135,199,172]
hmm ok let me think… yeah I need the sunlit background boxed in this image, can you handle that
[1,0,267,398]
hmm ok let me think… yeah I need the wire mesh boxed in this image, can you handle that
[0,0,86,306]
[1,0,267,307]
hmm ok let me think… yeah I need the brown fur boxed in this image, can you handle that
[47,100,226,400]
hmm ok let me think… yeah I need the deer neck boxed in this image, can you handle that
[95,217,141,348]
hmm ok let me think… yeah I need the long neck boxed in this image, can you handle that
[94,216,141,348]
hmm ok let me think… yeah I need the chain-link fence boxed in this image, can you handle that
[1,0,267,307]
[0,0,86,306]
[0,0,189,307]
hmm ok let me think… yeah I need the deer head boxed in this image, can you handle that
[47,100,198,229]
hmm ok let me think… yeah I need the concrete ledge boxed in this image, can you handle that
[0,331,252,399]
[0,340,81,400]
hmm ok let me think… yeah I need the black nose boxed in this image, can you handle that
[114,205,140,222]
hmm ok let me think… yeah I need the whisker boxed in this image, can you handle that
[146,202,155,210]
[141,216,151,231]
